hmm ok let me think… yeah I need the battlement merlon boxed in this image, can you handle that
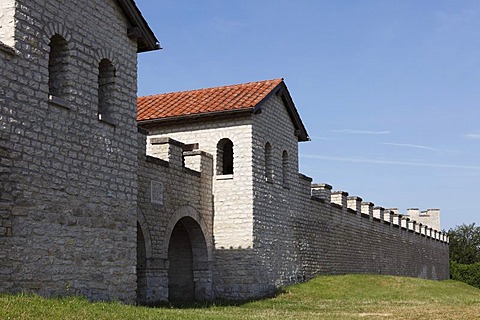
[373,206,385,220]
[311,183,332,203]
[361,202,374,219]
[183,150,213,175]
[331,191,348,210]
[149,137,184,166]
[347,196,362,214]
[383,209,393,224]
[148,137,213,174]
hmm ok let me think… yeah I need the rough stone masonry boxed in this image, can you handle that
[0,0,449,305]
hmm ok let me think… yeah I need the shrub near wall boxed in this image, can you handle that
[450,261,480,289]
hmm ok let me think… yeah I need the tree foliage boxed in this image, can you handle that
[450,261,480,289]
[448,223,480,264]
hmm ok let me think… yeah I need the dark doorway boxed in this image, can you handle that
[167,217,211,302]
[168,221,195,302]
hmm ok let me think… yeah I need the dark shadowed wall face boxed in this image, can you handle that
[0,0,139,303]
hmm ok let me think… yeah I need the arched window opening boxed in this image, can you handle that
[216,138,233,175]
[98,58,116,124]
[282,150,289,188]
[265,142,273,183]
[48,34,69,99]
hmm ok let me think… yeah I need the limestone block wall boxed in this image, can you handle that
[0,46,15,240]
[216,92,449,299]
[145,117,259,299]
[0,0,139,302]
[216,92,307,298]
[146,116,255,249]
[299,186,448,280]
[137,132,214,304]
[227,171,450,300]
[143,92,449,300]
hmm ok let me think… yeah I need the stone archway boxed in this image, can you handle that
[168,219,195,301]
[167,216,212,302]
[136,222,148,303]
[136,212,156,305]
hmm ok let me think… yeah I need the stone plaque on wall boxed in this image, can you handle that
[151,181,164,205]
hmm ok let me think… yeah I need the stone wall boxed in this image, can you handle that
[145,116,256,250]
[0,0,449,302]
[299,185,448,280]
[243,92,450,299]
[145,117,260,299]
[0,0,139,302]
[144,92,450,301]
[137,131,214,304]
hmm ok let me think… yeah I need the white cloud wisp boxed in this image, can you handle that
[301,154,480,170]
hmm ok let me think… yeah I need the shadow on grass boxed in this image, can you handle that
[143,287,287,309]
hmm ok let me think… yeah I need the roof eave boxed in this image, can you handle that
[274,82,310,142]
[138,107,254,126]
[116,0,161,53]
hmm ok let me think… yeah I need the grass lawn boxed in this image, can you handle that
[1,275,480,319]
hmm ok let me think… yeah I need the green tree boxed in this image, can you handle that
[448,223,480,264]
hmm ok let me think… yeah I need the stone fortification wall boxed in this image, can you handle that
[143,92,449,300]
[145,116,255,250]
[0,0,139,302]
[145,117,258,299]
[212,92,450,300]
[137,131,214,304]
[214,173,449,300]
[296,183,449,279]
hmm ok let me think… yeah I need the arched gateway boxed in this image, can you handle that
[165,207,213,302]
[136,207,212,305]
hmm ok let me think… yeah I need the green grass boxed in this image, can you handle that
[2,275,480,319]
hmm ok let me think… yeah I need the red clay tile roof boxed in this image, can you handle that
[137,78,284,122]
[137,78,310,141]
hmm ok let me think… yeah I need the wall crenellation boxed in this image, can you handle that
[310,183,448,243]
[147,136,213,176]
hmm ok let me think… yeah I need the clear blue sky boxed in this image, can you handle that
[136,0,480,230]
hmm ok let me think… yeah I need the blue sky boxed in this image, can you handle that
[136,1,480,230]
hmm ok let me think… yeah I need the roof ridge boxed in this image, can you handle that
[138,78,284,99]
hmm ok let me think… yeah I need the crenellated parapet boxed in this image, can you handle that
[146,136,213,176]
[309,182,448,243]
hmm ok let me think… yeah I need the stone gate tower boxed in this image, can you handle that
[138,78,449,300]
[0,0,159,303]
[138,79,311,298]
